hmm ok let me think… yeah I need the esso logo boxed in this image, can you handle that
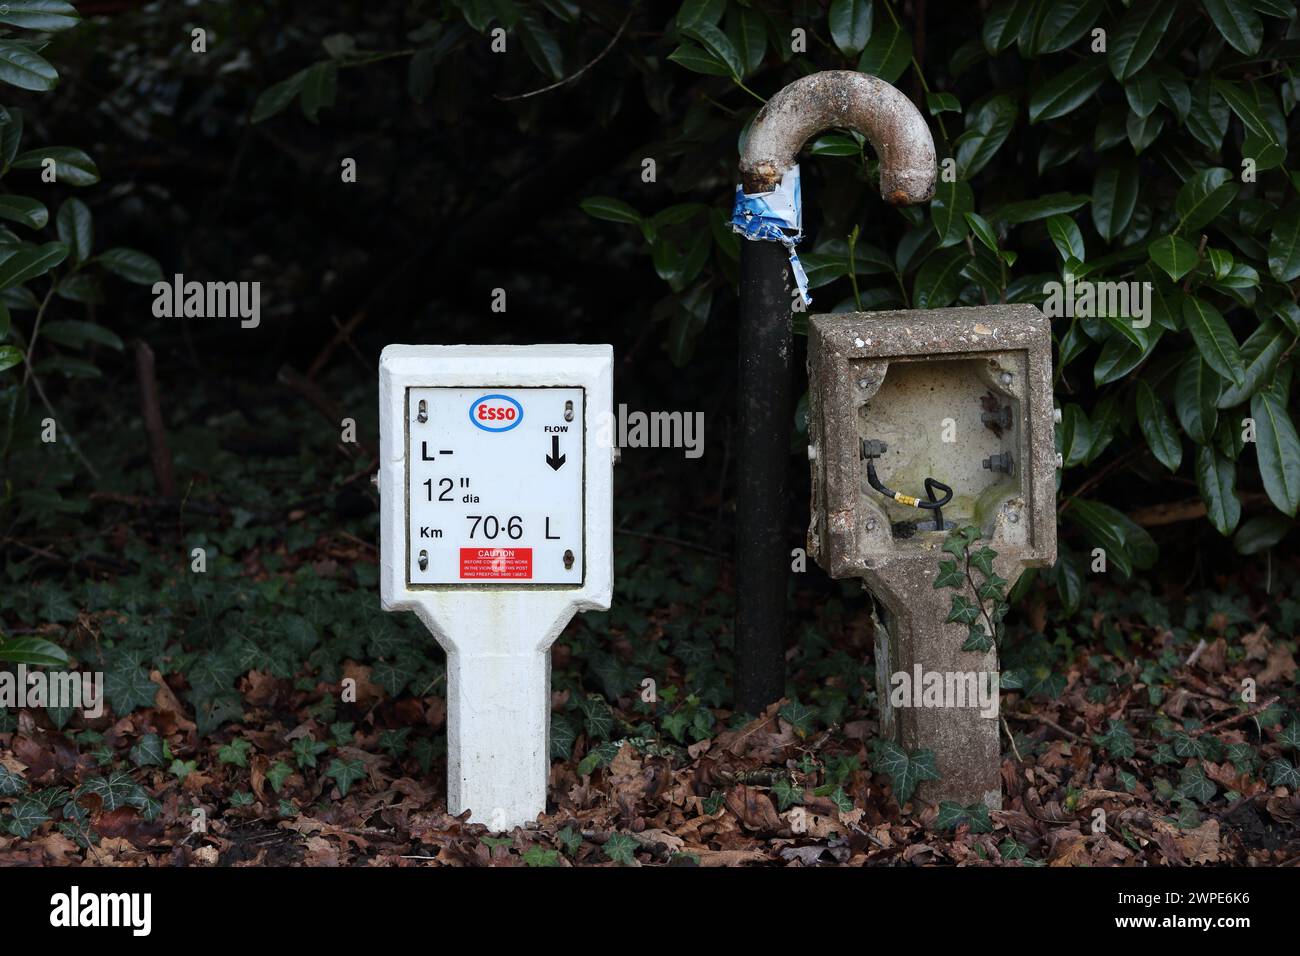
[469,394,523,432]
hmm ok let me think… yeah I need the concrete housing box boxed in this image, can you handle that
[806,305,1057,581]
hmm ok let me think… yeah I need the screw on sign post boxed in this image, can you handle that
[378,345,613,831]
[731,71,937,713]
[806,306,1058,809]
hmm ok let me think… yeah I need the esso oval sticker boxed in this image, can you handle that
[469,394,523,432]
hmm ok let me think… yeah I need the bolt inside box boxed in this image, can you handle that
[807,305,1057,579]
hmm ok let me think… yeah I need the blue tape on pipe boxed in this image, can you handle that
[731,164,811,306]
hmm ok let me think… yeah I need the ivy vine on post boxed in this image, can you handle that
[935,525,1010,654]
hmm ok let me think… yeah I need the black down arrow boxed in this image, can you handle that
[546,435,566,471]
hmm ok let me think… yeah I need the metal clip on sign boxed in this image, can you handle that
[732,71,937,714]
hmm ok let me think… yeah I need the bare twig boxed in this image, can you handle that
[134,340,176,496]
[495,6,635,102]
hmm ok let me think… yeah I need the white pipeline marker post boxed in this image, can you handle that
[379,345,614,831]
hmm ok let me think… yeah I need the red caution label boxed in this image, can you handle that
[459,547,533,579]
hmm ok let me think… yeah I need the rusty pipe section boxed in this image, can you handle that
[740,70,936,204]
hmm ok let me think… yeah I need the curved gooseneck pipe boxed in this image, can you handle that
[733,70,937,714]
[739,69,937,202]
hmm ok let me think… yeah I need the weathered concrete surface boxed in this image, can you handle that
[740,70,936,201]
[806,306,1057,810]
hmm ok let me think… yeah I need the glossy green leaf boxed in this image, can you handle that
[931,179,973,248]
[1148,234,1199,281]
[0,40,58,91]
[580,196,641,224]
[828,0,872,57]
[1183,297,1245,388]
[1136,380,1182,471]
[856,18,911,84]
[1175,355,1222,445]
[0,2,80,32]
[56,198,92,264]
[97,248,163,285]
[1046,214,1084,262]
[1202,0,1263,56]
[1028,57,1107,124]
[912,248,967,309]
[12,146,99,186]
[1196,446,1241,535]
[1175,167,1239,233]
[1091,156,1138,242]
[954,95,1016,179]
[0,241,66,291]
[1108,0,1177,81]
[1268,204,1300,282]
[1251,381,1300,516]
[0,195,47,230]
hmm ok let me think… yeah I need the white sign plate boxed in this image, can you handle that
[406,386,585,587]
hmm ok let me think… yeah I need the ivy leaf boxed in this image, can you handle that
[81,770,145,811]
[266,761,294,793]
[602,832,640,866]
[6,797,51,837]
[934,560,966,589]
[935,801,993,832]
[771,776,803,811]
[1177,764,1216,804]
[549,714,577,760]
[947,595,982,626]
[578,694,614,741]
[0,764,26,796]
[217,738,253,768]
[1274,720,1300,753]
[962,624,993,652]
[968,546,998,577]
[129,733,166,768]
[1093,719,1136,759]
[104,665,157,715]
[292,736,330,769]
[522,845,561,867]
[324,758,366,797]
[1266,759,1300,789]
[779,699,817,738]
[873,742,940,806]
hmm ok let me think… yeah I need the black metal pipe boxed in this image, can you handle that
[735,239,793,713]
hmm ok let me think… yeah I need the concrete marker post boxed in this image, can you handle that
[378,345,614,830]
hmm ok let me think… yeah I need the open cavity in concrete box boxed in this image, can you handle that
[805,305,1057,809]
